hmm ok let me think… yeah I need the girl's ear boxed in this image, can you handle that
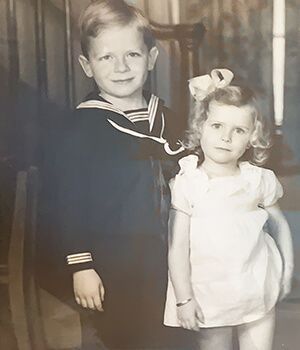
[147,46,159,71]
[78,55,93,78]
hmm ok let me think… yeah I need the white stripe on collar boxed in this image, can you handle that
[127,111,148,117]
[148,95,159,132]
[77,95,160,130]
[127,111,149,122]
[76,96,185,155]
[107,119,185,155]
[108,119,165,143]
[160,112,165,138]
[77,100,134,123]
[123,94,159,125]
[128,116,149,123]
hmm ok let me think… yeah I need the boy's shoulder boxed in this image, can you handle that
[70,91,122,128]
[75,91,111,117]
[59,93,112,145]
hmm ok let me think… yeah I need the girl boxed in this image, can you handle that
[164,69,294,350]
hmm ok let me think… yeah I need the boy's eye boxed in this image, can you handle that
[99,55,112,61]
[235,128,245,134]
[211,123,221,129]
[128,52,141,58]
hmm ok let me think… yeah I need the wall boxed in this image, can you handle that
[0,0,299,165]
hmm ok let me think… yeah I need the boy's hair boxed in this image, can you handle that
[185,85,272,165]
[79,0,155,58]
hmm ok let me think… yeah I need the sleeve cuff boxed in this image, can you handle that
[66,252,95,272]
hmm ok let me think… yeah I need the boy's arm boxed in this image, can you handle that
[168,208,204,329]
[57,127,96,272]
[265,204,294,299]
[56,116,106,310]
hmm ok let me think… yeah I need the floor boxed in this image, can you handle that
[1,289,300,350]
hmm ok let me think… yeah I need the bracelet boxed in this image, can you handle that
[176,298,192,307]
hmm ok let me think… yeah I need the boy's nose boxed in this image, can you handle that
[114,57,130,73]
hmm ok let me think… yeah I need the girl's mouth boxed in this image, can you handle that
[215,147,231,152]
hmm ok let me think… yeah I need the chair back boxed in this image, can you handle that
[8,167,47,350]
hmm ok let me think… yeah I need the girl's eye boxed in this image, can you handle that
[211,123,221,129]
[128,52,141,58]
[235,128,245,134]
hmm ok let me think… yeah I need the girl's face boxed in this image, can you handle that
[200,101,255,167]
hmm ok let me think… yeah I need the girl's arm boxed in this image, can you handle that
[265,204,294,299]
[168,208,192,300]
[168,208,204,329]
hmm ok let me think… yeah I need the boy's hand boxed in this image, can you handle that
[177,299,204,331]
[73,269,105,311]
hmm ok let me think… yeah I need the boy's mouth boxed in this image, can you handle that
[112,78,134,84]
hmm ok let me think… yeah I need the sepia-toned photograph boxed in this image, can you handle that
[0,1,300,349]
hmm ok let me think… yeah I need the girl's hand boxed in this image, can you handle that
[177,298,204,331]
[279,266,294,301]
[73,269,105,311]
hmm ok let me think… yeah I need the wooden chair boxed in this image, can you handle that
[151,20,205,128]
[0,167,47,350]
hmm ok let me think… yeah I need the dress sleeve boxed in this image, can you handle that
[260,168,284,207]
[169,174,192,215]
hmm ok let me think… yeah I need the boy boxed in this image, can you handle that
[56,0,184,348]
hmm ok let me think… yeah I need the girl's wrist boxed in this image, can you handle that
[176,297,193,307]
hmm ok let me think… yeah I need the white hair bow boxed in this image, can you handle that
[188,68,234,101]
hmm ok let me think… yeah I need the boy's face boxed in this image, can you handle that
[79,24,158,102]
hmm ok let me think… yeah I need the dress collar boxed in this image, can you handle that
[178,156,261,195]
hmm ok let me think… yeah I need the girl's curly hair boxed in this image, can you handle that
[184,85,272,165]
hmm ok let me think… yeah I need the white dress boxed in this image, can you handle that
[164,155,283,328]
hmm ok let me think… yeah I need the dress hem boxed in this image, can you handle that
[163,306,276,329]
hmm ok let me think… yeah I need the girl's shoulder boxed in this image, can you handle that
[239,162,283,205]
[239,161,278,182]
[178,154,199,175]
[170,154,200,193]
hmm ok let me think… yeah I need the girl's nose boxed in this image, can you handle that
[114,57,130,73]
[221,130,232,143]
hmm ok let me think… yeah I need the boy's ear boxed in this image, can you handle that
[78,54,93,78]
[147,46,159,71]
